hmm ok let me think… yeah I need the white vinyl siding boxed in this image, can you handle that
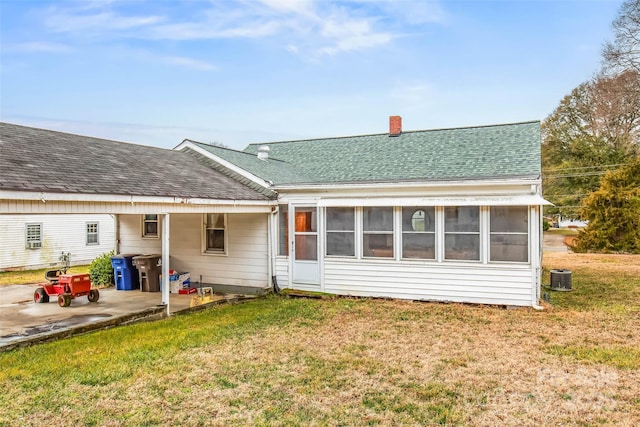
[0,215,114,270]
[324,259,534,306]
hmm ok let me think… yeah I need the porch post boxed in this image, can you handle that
[162,213,170,316]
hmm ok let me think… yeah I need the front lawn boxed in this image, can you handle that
[1,253,638,426]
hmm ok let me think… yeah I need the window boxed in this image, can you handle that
[326,207,355,256]
[205,213,226,253]
[490,206,529,262]
[278,205,288,256]
[402,207,435,259]
[444,206,480,261]
[142,214,158,238]
[25,223,42,249]
[363,207,394,258]
[86,222,99,245]
[294,207,317,260]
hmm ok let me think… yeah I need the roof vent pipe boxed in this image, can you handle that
[257,145,270,161]
[389,115,402,136]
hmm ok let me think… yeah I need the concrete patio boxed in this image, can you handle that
[0,284,255,352]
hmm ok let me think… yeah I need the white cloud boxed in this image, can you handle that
[43,6,163,34]
[163,56,217,71]
[3,41,73,54]
[27,1,446,59]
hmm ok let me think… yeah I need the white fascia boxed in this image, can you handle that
[274,176,542,192]
[174,141,272,189]
[0,190,275,206]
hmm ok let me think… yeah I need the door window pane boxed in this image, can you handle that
[295,208,317,232]
[295,235,317,260]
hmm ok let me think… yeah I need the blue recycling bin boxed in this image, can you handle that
[110,254,141,290]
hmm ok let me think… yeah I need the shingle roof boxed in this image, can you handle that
[0,122,272,201]
[185,140,315,185]
[242,121,542,185]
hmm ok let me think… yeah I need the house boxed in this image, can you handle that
[0,213,115,271]
[1,117,548,309]
[176,116,548,307]
[0,122,277,312]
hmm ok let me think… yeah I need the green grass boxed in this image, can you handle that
[542,269,640,313]
[1,255,639,425]
[0,265,90,286]
[545,345,640,370]
[545,228,580,236]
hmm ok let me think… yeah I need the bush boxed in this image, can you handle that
[89,250,115,286]
[543,220,551,231]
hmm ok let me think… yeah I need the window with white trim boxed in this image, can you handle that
[490,206,529,262]
[402,207,435,259]
[86,222,99,245]
[142,214,158,238]
[363,207,394,258]
[205,213,226,254]
[25,223,42,249]
[444,206,480,261]
[326,207,355,256]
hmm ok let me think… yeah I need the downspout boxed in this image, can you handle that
[269,205,280,293]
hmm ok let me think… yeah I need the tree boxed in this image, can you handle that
[603,0,640,73]
[542,70,640,216]
[572,158,640,253]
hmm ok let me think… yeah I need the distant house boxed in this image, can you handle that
[0,214,114,271]
[1,118,548,308]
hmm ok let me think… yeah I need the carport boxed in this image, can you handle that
[0,123,277,317]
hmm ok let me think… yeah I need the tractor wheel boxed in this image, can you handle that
[58,295,72,307]
[88,289,100,303]
[34,288,49,303]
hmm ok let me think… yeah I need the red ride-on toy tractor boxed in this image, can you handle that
[34,273,100,307]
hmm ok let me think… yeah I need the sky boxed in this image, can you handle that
[0,0,625,150]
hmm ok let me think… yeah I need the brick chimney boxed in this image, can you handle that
[389,115,402,136]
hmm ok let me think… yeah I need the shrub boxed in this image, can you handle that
[543,220,551,231]
[90,250,115,286]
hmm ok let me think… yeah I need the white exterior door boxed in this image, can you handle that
[291,206,320,285]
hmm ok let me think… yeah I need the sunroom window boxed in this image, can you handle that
[444,206,480,261]
[490,206,529,262]
[278,205,288,256]
[326,207,355,256]
[402,207,435,259]
[363,207,394,258]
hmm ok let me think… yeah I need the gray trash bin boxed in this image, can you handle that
[132,254,162,292]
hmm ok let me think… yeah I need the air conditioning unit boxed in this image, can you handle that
[27,241,42,249]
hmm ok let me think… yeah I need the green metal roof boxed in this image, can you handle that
[242,121,542,185]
